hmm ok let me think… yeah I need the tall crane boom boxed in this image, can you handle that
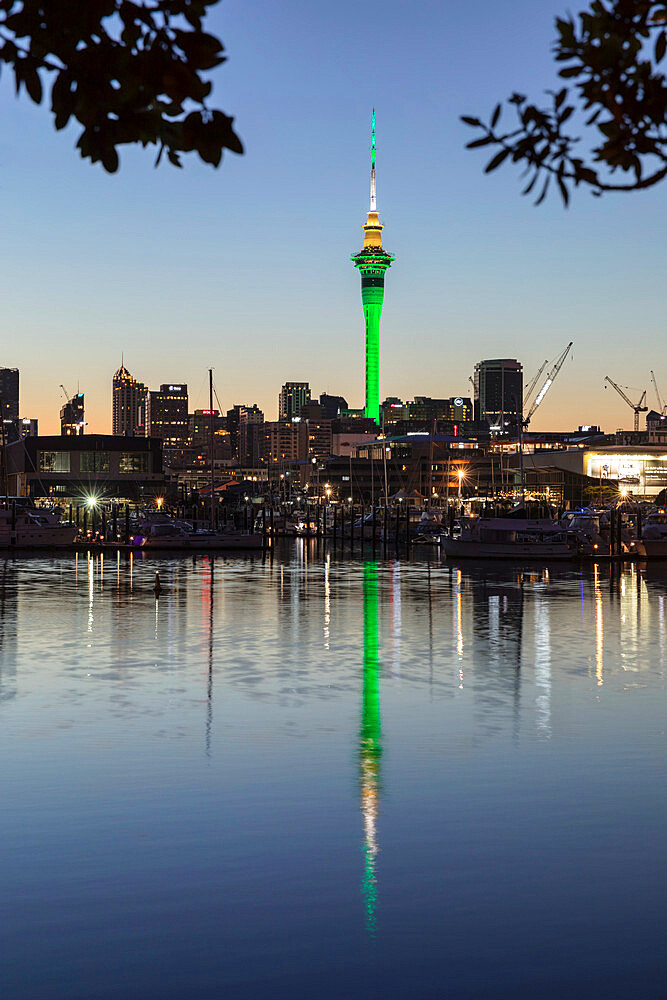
[523,342,573,427]
[524,359,549,409]
[650,370,665,415]
[604,376,648,431]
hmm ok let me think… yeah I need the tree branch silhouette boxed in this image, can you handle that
[462,1,667,205]
[0,0,243,172]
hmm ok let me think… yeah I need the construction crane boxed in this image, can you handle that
[524,359,549,410]
[604,376,647,431]
[650,371,666,415]
[523,341,573,427]
[59,384,71,403]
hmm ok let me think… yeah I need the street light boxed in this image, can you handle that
[457,468,464,501]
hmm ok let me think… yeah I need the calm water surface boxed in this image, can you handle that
[0,544,665,999]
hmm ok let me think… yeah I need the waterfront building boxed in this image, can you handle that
[279,382,310,421]
[353,433,484,501]
[60,393,85,436]
[6,434,164,500]
[520,444,667,500]
[112,363,147,437]
[146,384,189,447]
[351,110,394,424]
[473,359,523,432]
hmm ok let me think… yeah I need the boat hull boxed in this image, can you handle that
[442,538,574,560]
[637,539,667,560]
[0,525,78,548]
[141,533,263,551]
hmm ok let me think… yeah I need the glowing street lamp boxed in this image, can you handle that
[457,468,464,501]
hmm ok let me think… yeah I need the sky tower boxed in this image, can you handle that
[351,110,395,424]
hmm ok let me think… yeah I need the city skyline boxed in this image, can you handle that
[1,0,664,435]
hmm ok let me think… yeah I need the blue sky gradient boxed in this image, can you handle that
[0,0,663,432]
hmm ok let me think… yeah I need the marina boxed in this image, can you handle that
[1,495,666,561]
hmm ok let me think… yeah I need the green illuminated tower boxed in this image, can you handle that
[351,110,395,424]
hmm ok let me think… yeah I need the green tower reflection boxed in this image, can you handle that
[360,560,382,933]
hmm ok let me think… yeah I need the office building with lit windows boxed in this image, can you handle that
[60,393,85,436]
[146,384,189,448]
[112,363,148,437]
[279,382,310,421]
[474,359,523,432]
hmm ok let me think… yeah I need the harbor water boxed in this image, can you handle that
[0,544,664,998]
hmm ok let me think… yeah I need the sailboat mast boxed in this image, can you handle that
[209,369,215,531]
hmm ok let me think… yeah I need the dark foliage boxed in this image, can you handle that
[462,1,667,204]
[0,0,242,171]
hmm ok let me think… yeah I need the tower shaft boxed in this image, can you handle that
[361,276,385,423]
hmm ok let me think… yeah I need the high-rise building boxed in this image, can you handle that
[407,397,473,423]
[60,393,85,436]
[189,409,226,450]
[112,363,147,437]
[0,368,19,429]
[351,110,394,424]
[279,382,310,421]
[474,359,523,432]
[239,405,265,467]
[319,393,349,420]
[146,384,189,447]
[300,403,333,459]
[262,421,301,465]
[17,418,38,439]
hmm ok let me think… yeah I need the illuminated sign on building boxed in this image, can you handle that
[586,452,667,495]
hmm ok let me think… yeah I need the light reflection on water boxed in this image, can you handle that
[0,544,665,999]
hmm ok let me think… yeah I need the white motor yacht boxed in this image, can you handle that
[0,507,77,548]
[139,522,262,551]
[443,515,575,560]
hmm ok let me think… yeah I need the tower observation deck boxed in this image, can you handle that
[351,110,394,424]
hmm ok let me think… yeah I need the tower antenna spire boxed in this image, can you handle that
[370,108,377,212]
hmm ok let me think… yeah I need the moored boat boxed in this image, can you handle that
[139,522,262,550]
[0,507,77,548]
[443,515,575,560]
[637,512,667,559]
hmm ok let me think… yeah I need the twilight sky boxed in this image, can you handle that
[0,0,664,434]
